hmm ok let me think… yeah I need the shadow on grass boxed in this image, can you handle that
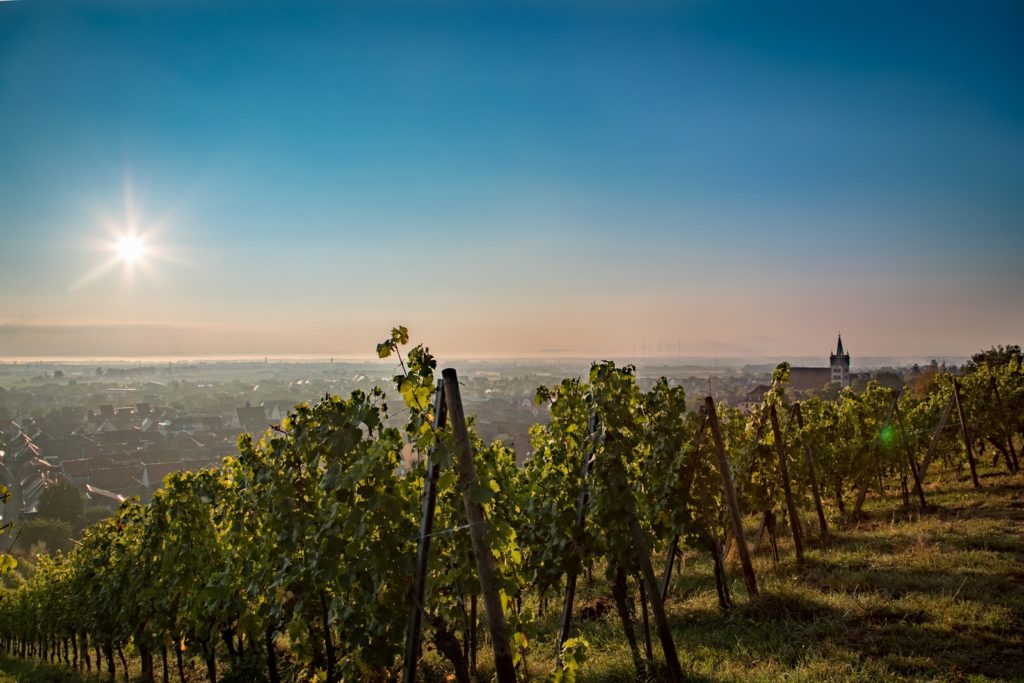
[661,587,1024,680]
[800,551,1024,605]
[563,474,1024,681]
[0,653,100,682]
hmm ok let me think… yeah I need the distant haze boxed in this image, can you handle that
[0,322,978,366]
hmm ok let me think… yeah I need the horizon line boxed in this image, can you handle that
[0,352,973,366]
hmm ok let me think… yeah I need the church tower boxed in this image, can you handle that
[829,334,851,387]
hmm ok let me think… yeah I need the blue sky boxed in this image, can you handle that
[1,0,1022,358]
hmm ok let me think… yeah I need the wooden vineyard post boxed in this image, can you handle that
[402,381,447,683]
[627,510,683,683]
[952,378,981,490]
[636,574,653,662]
[852,391,899,518]
[660,535,679,603]
[556,413,599,658]
[442,369,517,683]
[769,404,804,564]
[894,403,927,509]
[753,509,780,562]
[746,413,775,558]
[705,396,758,597]
[989,375,1020,472]
[659,413,709,601]
[469,594,478,679]
[915,394,955,492]
[792,403,828,539]
[553,413,683,682]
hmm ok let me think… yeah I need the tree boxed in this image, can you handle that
[14,518,74,555]
[37,480,85,530]
[967,345,1023,372]
[872,369,904,391]
[808,382,843,401]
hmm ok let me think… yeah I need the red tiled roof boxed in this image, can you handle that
[143,461,185,488]
[61,459,92,478]
[88,466,145,492]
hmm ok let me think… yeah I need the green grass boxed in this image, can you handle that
[0,653,105,682]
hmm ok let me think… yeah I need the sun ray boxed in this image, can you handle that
[68,255,123,292]
[69,178,184,291]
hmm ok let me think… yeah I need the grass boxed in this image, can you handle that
[3,466,1022,682]
[0,653,105,682]
[468,466,1024,682]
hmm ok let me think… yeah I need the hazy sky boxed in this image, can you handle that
[1,0,1022,360]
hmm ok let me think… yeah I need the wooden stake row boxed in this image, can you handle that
[402,369,516,683]
[659,414,708,602]
[405,370,1003,681]
[915,394,955,489]
[852,391,900,518]
[952,378,981,490]
[769,404,804,564]
[402,381,447,683]
[555,413,599,656]
[792,403,829,539]
[554,412,684,682]
[893,402,927,509]
[705,397,759,596]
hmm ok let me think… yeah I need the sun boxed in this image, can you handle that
[115,235,146,264]
[69,180,186,291]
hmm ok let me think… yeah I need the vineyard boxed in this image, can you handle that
[0,329,1021,682]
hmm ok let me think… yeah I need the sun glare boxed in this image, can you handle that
[115,235,146,264]
[69,180,185,292]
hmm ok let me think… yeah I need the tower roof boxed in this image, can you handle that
[836,334,845,357]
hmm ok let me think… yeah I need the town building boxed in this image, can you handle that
[790,335,853,392]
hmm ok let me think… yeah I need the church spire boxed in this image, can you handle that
[830,333,851,387]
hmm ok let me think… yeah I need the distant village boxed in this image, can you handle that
[6,399,282,517]
[0,361,549,527]
[0,340,953,540]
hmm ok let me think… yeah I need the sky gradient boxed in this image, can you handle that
[1,0,1022,360]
